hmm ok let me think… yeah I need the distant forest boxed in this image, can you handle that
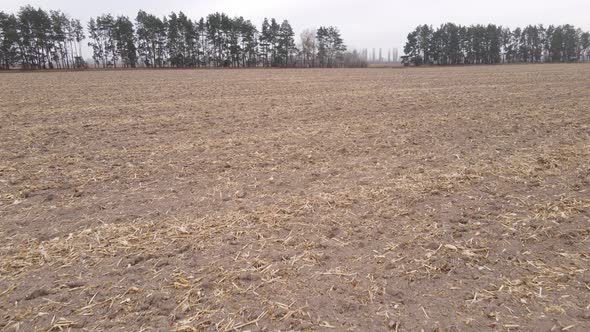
[403,23,590,65]
[0,5,367,70]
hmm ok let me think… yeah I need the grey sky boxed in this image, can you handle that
[4,0,590,52]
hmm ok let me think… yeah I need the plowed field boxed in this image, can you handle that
[1,65,589,331]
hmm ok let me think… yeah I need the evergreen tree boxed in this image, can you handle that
[316,26,346,67]
[240,19,258,67]
[0,12,20,69]
[278,20,295,66]
[114,16,136,67]
[403,29,421,65]
[259,18,274,67]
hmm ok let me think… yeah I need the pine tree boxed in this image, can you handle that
[0,12,20,69]
[114,16,136,67]
[278,20,295,66]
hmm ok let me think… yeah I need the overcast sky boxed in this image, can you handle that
[4,0,590,52]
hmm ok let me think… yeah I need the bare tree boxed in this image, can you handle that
[299,28,316,67]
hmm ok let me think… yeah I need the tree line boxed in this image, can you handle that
[0,5,367,70]
[404,23,590,65]
[0,6,85,70]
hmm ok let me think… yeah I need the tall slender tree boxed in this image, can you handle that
[114,16,136,67]
[0,12,20,69]
[278,20,295,66]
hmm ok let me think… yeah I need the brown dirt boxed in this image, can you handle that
[1,65,589,331]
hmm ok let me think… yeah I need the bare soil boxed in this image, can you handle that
[1,65,589,331]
